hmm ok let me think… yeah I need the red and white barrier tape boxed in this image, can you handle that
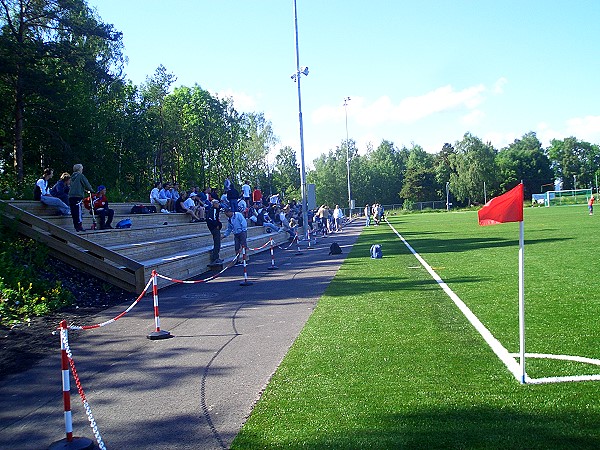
[247,240,271,251]
[277,233,298,250]
[68,276,154,331]
[156,253,239,284]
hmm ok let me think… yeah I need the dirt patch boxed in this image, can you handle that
[0,258,135,382]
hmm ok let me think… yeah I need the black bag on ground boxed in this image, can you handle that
[329,242,342,255]
[130,204,156,214]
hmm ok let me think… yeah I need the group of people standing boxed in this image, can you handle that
[314,204,345,235]
[35,164,114,231]
[364,203,384,226]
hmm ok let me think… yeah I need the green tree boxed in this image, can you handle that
[361,140,407,205]
[0,0,123,182]
[238,112,276,190]
[139,65,177,183]
[272,145,300,200]
[496,132,553,198]
[400,144,438,202]
[547,137,599,190]
[449,133,498,204]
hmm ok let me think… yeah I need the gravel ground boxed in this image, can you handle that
[0,258,135,382]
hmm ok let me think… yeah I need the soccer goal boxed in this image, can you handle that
[545,188,592,207]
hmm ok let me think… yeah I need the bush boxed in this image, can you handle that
[0,229,73,327]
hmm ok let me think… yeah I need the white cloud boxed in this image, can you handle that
[212,88,257,111]
[311,83,487,128]
[461,109,485,126]
[493,77,508,94]
[566,115,600,142]
[483,131,520,149]
[536,122,564,147]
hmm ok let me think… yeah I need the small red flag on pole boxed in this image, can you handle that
[478,183,524,226]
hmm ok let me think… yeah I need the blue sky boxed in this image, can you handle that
[90,0,600,167]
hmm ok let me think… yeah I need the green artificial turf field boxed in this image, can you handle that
[232,205,600,449]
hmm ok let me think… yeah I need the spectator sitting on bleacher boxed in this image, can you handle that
[277,207,296,239]
[198,187,209,207]
[49,172,71,206]
[35,168,70,215]
[175,190,202,222]
[150,181,169,213]
[258,204,281,233]
[160,183,174,212]
[237,198,248,217]
[171,182,180,203]
[191,194,206,220]
[93,185,114,230]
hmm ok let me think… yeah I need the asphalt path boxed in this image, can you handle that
[0,221,363,449]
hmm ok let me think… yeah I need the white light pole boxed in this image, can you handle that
[343,97,352,217]
[446,181,450,212]
[291,0,309,240]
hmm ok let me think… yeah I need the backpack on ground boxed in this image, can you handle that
[115,218,132,229]
[130,204,157,214]
[329,242,342,255]
[370,244,382,259]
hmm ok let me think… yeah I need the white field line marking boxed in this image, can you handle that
[386,219,600,384]
[385,219,523,381]
[508,353,600,384]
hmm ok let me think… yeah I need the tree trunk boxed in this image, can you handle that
[14,67,24,183]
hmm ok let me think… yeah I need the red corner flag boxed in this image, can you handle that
[478,183,524,226]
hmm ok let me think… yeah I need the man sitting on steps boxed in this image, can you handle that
[93,185,115,230]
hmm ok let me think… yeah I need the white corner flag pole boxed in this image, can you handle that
[518,220,526,383]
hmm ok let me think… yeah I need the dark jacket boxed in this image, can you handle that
[205,205,222,231]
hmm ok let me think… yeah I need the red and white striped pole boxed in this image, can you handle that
[60,320,74,442]
[49,321,94,449]
[268,238,278,270]
[147,270,171,340]
[240,246,253,286]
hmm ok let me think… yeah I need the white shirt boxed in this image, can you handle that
[36,178,50,195]
[150,187,160,202]
[242,183,251,198]
[183,197,195,209]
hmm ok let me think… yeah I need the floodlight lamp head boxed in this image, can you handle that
[301,66,309,76]
[291,73,297,82]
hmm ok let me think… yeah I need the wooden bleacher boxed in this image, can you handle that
[0,200,290,293]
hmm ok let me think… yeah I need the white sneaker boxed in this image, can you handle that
[161,209,170,214]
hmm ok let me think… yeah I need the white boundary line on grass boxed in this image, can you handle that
[385,219,600,384]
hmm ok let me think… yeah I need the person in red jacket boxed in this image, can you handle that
[252,186,262,205]
[93,185,115,229]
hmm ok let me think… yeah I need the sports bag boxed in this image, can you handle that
[370,244,382,259]
[115,218,132,229]
[130,204,157,214]
[329,242,342,255]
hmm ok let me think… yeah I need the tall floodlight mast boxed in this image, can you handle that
[291,0,309,240]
